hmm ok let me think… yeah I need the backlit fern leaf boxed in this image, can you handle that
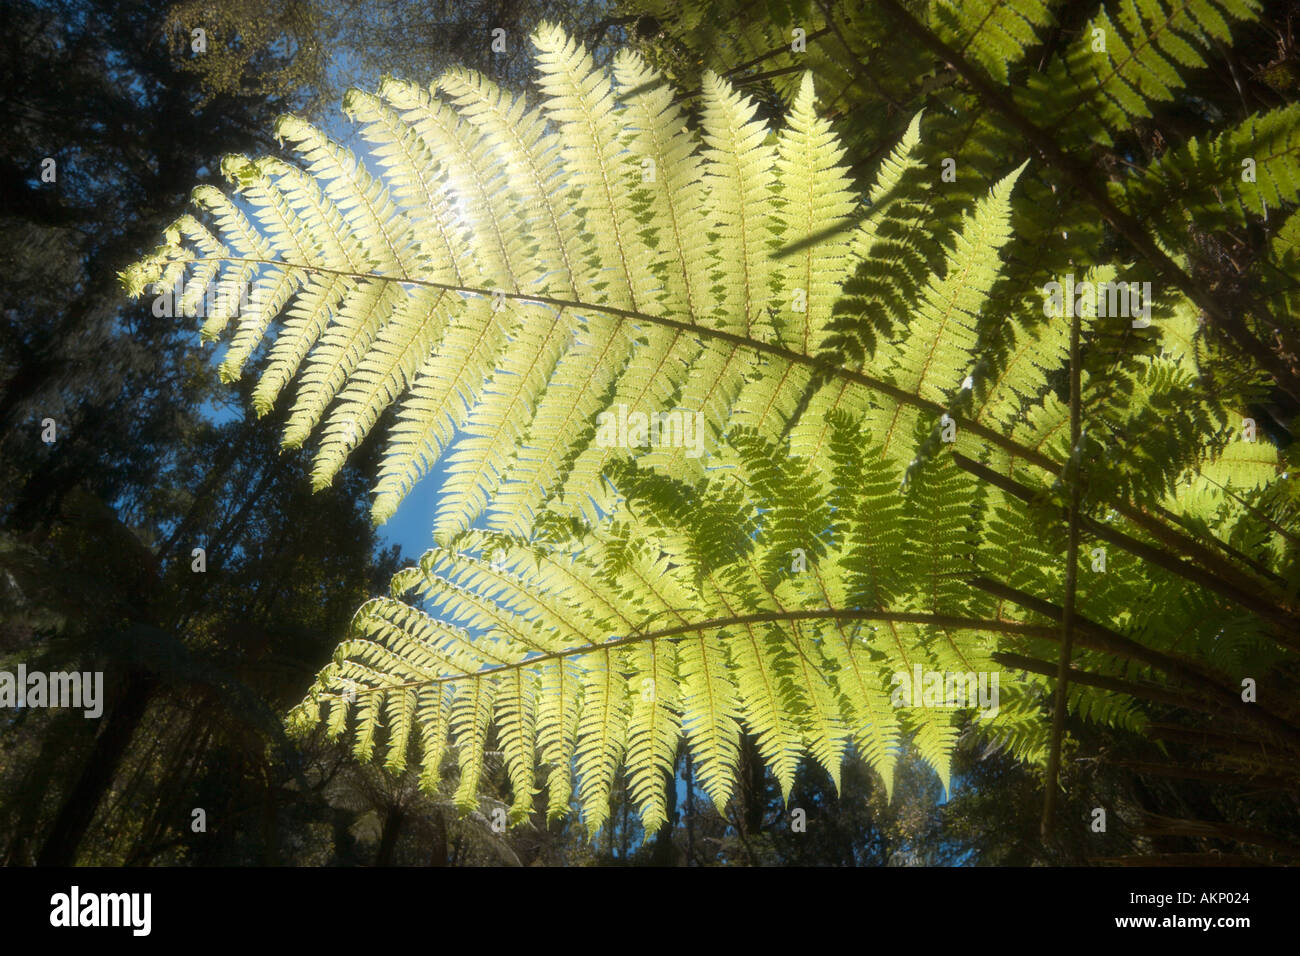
[1023,0,1260,147]
[1114,104,1300,245]
[932,0,1057,84]
[122,25,1036,542]
[127,16,1300,840]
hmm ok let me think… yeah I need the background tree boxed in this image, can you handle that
[162,0,623,119]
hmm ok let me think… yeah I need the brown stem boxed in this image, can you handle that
[1146,723,1293,757]
[175,255,1067,478]
[1042,306,1083,838]
[332,608,1057,696]
[952,452,1300,641]
[721,27,833,78]
[1090,853,1276,866]
[991,652,1203,712]
[1135,812,1300,857]
[1117,760,1297,789]
[972,577,1300,753]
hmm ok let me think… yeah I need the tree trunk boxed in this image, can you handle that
[740,734,766,836]
[429,808,448,866]
[36,670,157,866]
[4,712,80,864]
[376,805,404,866]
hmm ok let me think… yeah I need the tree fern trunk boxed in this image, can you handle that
[429,807,448,866]
[741,734,766,837]
[261,777,279,866]
[376,805,404,866]
[685,749,695,866]
[36,670,157,866]
[4,712,78,864]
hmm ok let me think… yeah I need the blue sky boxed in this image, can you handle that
[376,455,453,562]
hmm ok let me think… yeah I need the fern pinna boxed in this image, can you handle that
[125,26,889,539]
[123,20,1300,837]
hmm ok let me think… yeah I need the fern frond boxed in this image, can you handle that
[450,676,496,812]
[931,0,1056,84]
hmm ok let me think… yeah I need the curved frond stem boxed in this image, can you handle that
[973,577,1300,753]
[322,608,1053,697]
[179,255,1064,461]
[953,452,1300,638]
[1041,306,1083,838]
